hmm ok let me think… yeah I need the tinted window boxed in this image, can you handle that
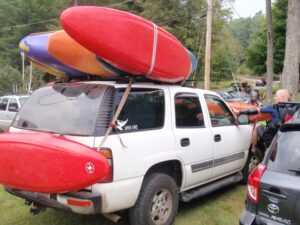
[205,94,235,127]
[12,83,108,136]
[175,93,204,127]
[0,98,8,111]
[116,89,164,132]
[267,132,300,175]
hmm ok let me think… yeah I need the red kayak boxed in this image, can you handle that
[228,102,271,123]
[61,6,192,83]
[0,132,109,193]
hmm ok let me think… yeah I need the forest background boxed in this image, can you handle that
[0,0,289,93]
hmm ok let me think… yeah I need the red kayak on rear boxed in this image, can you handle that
[61,6,192,83]
[0,132,109,193]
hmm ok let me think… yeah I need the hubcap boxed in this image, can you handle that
[151,188,173,225]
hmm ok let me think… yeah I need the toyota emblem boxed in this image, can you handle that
[86,162,95,174]
[267,203,279,214]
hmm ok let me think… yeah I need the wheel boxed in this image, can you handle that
[129,173,179,225]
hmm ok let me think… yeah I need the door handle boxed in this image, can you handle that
[180,138,190,147]
[214,134,221,142]
[262,189,287,200]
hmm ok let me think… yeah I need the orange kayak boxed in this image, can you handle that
[48,30,115,77]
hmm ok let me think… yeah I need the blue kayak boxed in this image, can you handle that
[19,32,86,78]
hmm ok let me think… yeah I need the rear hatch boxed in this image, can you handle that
[11,82,115,144]
[256,130,300,225]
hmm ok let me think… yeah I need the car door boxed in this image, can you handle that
[172,91,214,189]
[0,97,10,131]
[204,94,251,179]
[258,131,300,225]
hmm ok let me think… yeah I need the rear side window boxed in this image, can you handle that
[175,93,204,128]
[267,132,300,175]
[116,89,164,132]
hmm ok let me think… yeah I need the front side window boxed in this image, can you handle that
[267,132,300,175]
[0,98,8,111]
[12,83,109,136]
[205,94,235,127]
[175,93,204,128]
[116,89,164,133]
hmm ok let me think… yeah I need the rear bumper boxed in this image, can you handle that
[239,209,256,225]
[5,176,144,214]
[6,188,101,215]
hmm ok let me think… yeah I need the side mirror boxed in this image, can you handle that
[237,114,249,125]
[8,105,18,112]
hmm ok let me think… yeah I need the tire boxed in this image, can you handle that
[129,173,179,225]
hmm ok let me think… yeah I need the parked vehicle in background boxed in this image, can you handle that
[240,111,300,225]
[0,95,29,131]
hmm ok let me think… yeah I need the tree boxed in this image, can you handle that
[281,0,300,99]
[0,65,22,94]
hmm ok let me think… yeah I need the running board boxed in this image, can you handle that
[180,172,243,202]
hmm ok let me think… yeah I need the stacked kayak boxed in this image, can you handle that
[61,6,196,83]
[19,32,87,79]
[19,6,197,83]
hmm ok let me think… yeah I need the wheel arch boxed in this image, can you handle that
[144,160,183,188]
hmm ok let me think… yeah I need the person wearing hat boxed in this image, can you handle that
[244,90,262,107]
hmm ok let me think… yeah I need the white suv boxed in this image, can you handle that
[0,95,29,131]
[6,81,252,225]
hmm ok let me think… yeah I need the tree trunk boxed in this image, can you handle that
[282,0,300,100]
[204,0,213,90]
[266,0,273,103]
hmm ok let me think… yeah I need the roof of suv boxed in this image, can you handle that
[75,80,218,96]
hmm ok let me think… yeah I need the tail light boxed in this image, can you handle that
[247,163,266,204]
[98,148,113,182]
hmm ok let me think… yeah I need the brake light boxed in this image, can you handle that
[247,163,266,204]
[98,148,113,182]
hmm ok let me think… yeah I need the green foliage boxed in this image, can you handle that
[0,65,22,94]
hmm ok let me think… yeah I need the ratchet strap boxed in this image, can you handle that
[97,78,134,150]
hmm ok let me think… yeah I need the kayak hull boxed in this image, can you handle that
[0,132,109,193]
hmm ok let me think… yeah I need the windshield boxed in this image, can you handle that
[12,83,108,136]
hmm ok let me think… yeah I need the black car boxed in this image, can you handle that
[240,114,300,225]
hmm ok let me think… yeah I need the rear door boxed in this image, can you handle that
[258,131,300,225]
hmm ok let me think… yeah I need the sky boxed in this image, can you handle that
[226,0,266,18]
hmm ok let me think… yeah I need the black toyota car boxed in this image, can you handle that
[240,113,300,225]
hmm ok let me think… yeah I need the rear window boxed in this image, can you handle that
[266,132,300,175]
[12,83,108,136]
[115,88,164,132]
